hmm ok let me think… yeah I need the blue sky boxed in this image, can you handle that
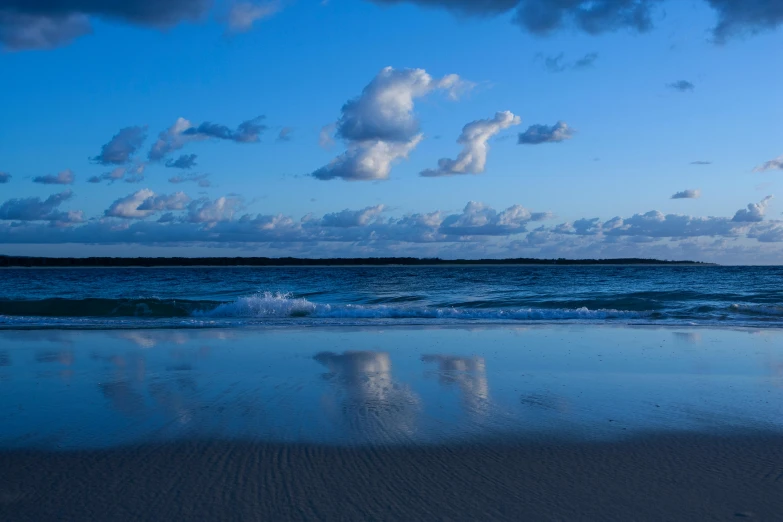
[1,0,782,263]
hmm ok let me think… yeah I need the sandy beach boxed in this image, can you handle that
[2,432,782,521]
[1,326,782,520]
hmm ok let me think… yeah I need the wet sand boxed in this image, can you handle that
[1,326,782,520]
[1,432,782,521]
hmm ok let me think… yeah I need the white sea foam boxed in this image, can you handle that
[195,292,647,321]
[730,303,783,316]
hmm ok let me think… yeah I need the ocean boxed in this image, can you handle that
[2,265,782,328]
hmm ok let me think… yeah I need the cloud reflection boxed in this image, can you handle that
[421,354,489,417]
[314,351,419,441]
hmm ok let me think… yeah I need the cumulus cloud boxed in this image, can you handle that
[6,195,783,263]
[671,189,701,199]
[226,1,280,32]
[277,127,293,142]
[0,172,10,183]
[105,189,190,219]
[165,154,198,169]
[420,111,521,177]
[732,195,773,222]
[312,137,423,181]
[321,205,385,227]
[0,190,82,224]
[168,172,211,187]
[541,52,598,72]
[335,67,464,143]
[187,195,243,223]
[439,201,551,236]
[149,116,265,161]
[753,155,783,173]
[707,0,783,43]
[33,169,75,185]
[518,121,574,145]
[88,165,145,184]
[667,80,695,92]
[92,126,147,165]
[0,0,211,51]
[313,67,468,181]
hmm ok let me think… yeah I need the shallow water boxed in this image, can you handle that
[2,265,783,328]
[1,325,781,450]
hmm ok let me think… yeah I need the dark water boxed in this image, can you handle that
[1,265,783,328]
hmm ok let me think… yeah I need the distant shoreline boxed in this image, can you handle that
[0,256,715,268]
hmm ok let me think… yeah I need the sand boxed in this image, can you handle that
[1,432,782,521]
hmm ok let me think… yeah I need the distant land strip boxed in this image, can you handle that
[0,256,714,267]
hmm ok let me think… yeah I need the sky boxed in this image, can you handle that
[0,0,782,263]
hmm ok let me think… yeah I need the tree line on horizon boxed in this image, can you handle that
[0,256,711,267]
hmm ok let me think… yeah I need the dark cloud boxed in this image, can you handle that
[0,11,90,50]
[183,116,266,143]
[707,0,783,43]
[671,189,701,199]
[0,0,211,50]
[88,165,145,184]
[541,51,598,72]
[0,172,10,183]
[371,0,661,35]
[277,127,293,142]
[149,116,265,161]
[92,126,147,165]
[168,172,211,187]
[691,160,712,165]
[0,190,82,223]
[518,121,574,145]
[165,154,198,169]
[573,52,599,68]
[667,80,695,92]
[32,169,75,185]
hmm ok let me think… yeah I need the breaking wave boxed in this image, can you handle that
[2,292,783,328]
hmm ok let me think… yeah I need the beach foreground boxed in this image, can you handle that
[1,326,782,520]
[2,432,782,521]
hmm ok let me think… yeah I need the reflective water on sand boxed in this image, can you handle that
[1,326,781,449]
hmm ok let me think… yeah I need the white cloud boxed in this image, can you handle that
[312,136,423,181]
[421,111,521,177]
[321,205,385,227]
[227,1,281,33]
[753,155,783,173]
[105,189,190,219]
[313,67,467,181]
[187,196,244,223]
[671,189,701,199]
[732,195,773,222]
